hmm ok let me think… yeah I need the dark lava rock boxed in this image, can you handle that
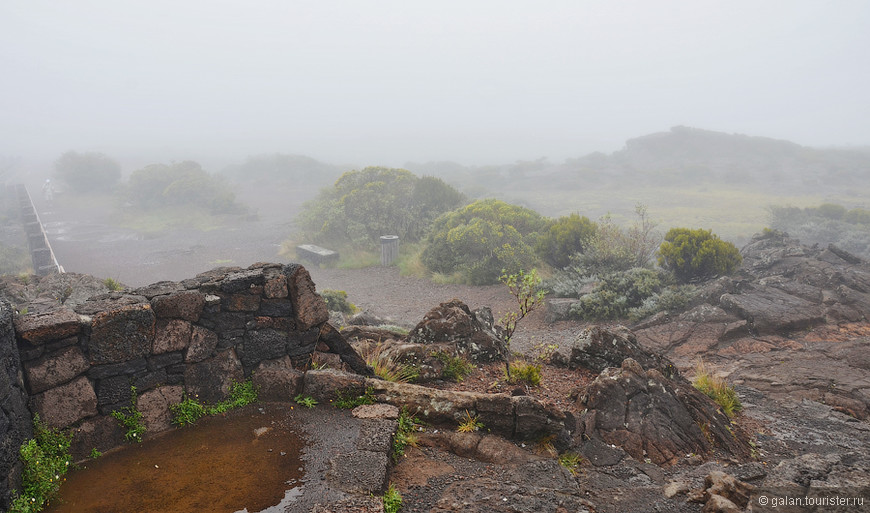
[406,299,505,363]
[552,325,679,378]
[576,358,750,465]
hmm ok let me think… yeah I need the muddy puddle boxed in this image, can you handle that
[45,406,304,513]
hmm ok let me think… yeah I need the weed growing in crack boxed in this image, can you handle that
[456,410,484,433]
[111,385,146,443]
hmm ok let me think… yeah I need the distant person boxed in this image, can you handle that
[42,178,54,203]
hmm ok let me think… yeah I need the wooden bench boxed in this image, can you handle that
[296,244,340,265]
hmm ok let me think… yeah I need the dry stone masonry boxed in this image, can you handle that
[6,263,365,463]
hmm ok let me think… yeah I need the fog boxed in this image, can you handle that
[2,1,869,168]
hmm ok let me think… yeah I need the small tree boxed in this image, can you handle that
[499,268,546,379]
[658,228,742,282]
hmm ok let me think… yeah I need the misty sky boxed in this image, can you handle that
[2,1,869,167]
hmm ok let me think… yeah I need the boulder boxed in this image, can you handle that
[13,308,81,346]
[406,299,505,363]
[285,263,329,331]
[576,358,750,465]
[30,375,97,429]
[553,325,679,378]
[87,303,155,364]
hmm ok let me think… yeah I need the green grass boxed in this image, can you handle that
[382,483,403,513]
[361,344,419,383]
[293,394,318,409]
[558,452,582,476]
[692,361,742,418]
[102,277,123,291]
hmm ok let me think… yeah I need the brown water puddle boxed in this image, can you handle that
[45,405,304,513]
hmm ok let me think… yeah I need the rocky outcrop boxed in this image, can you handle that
[552,325,679,378]
[406,299,505,363]
[576,358,751,465]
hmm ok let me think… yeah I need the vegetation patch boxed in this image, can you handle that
[693,361,742,418]
[9,415,73,513]
[333,386,376,409]
[558,452,583,475]
[382,482,403,513]
[392,408,421,461]
[171,380,259,426]
[293,394,318,409]
[658,227,742,283]
[506,360,542,387]
[456,410,484,433]
[319,289,359,314]
[111,385,146,443]
[432,352,473,382]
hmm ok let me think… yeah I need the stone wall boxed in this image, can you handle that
[9,263,349,462]
[0,299,32,510]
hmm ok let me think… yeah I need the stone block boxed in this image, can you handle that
[68,415,125,462]
[153,319,192,354]
[242,329,289,369]
[220,269,265,293]
[258,298,293,317]
[303,369,367,403]
[30,376,97,429]
[223,293,261,312]
[252,356,304,401]
[13,308,81,346]
[356,419,397,453]
[24,345,90,394]
[137,385,184,435]
[96,375,134,410]
[285,264,329,331]
[147,352,184,370]
[87,358,147,380]
[184,349,244,404]
[185,326,218,363]
[88,304,155,364]
[263,271,289,298]
[151,290,206,321]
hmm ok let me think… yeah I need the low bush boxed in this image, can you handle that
[432,352,473,382]
[506,360,542,387]
[658,228,742,283]
[569,268,664,321]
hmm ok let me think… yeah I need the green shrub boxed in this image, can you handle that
[9,415,73,513]
[535,213,596,269]
[627,284,697,321]
[558,452,582,476]
[102,277,123,291]
[421,199,547,284]
[170,395,207,426]
[126,161,246,214]
[319,289,358,314]
[295,167,466,248]
[506,361,542,387]
[658,228,742,283]
[293,394,318,408]
[569,268,664,321]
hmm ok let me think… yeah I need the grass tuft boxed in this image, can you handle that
[692,360,742,418]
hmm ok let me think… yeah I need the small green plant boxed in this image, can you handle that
[658,227,742,283]
[392,408,420,461]
[102,277,123,291]
[89,448,102,459]
[111,385,146,443]
[9,414,73,513]
[499,268,546,379]
[294,394,318,408]
[432,351,473,382]
[693,360,742,418]
[208,379,259,414]
[18,307,29,315]
[334,386,376,409]
[170,394,207,426]
[506,360,542,387]
[456,410,484,433]
[558,452,582,476]
[382,482,403,513]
